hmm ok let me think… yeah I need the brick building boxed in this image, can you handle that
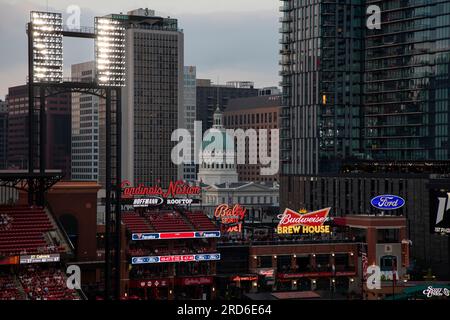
[223,95,281,183]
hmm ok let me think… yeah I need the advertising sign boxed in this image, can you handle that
[129,279,170,288]
[131,230,220,241]
[178,277,213,286]
[231,276,258,282]
[131,253,221,265]
[277,271,356,279]
[19,254,60,264]
[430,190,450,234]
[422,286,450,298]
[122,180,200,199]
[121,180,201,208]
[214,204,247,234]
[371,195,405,210]
[276,208,331,234]
[257,268,275,278]
[132,197,165,207]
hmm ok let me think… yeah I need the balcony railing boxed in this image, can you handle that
[279,15,293,23]
[279,26,292,33]
[279,3,294,12]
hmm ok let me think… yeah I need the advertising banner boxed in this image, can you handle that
[430,190,450,234]
[177,277,213,286]
[277,208,331,234]
[278,271,356,279]
[231,276,258,282]
[131,253,221,265]
[120,180,201,208]
[214,204,247,234]
[19,254,60,264]
[129,279,170,288]
[132,230,220,241]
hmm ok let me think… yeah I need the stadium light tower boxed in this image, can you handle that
[95,17,126,87]
[31,11,63,83]
[95,16,126,302]
[27,11,64,205]
[26,11,126,301]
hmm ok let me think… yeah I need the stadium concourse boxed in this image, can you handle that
[0,206,81,300]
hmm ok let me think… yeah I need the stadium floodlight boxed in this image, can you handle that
[30,11,63,83]
[95,17,126,87]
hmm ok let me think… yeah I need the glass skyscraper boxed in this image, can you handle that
[281,0,450,174]
[280,0,365,176]
[365,0,450,161]
[280,0,450,278]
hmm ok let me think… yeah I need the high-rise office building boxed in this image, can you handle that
[0,99,7,169]
[196,80,259,134]
[279,0,450,278]
[6,85,71,177]
[112,9,184,187]
[71,61,101,181]
[181,66,197,182]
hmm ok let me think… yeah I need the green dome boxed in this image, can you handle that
[202,129,234,152]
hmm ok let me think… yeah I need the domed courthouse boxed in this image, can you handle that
[198,106,239,186]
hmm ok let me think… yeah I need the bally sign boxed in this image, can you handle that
[277,208,331,234]
[214,204,247,234]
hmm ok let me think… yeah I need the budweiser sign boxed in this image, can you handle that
[277,207,331,234]
[214,204,247,234]
[121,180,201,199]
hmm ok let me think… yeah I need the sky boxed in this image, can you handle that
[0,0,281,98]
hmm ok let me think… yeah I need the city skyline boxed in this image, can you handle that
[0,0,280,97]
[0,0,448,304]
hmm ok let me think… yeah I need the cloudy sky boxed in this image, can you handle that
[0,0,280,98]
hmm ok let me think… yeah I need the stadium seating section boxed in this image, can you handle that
[19,266,80,300]
[0,206,65,257]
[0,273,24,300]
[122,210,218,234]
[121,212,153,233]
[185,211,218,231]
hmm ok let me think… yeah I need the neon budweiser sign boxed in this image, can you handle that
[121,180,201,199]
[277,207,331,234]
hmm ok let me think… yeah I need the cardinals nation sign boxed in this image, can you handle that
[276,207,331,234]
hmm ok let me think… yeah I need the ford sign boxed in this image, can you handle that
[371,195,405,210]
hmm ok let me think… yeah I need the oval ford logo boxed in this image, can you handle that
[371,195,405,210]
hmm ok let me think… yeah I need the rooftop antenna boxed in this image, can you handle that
[216,76,221,111]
